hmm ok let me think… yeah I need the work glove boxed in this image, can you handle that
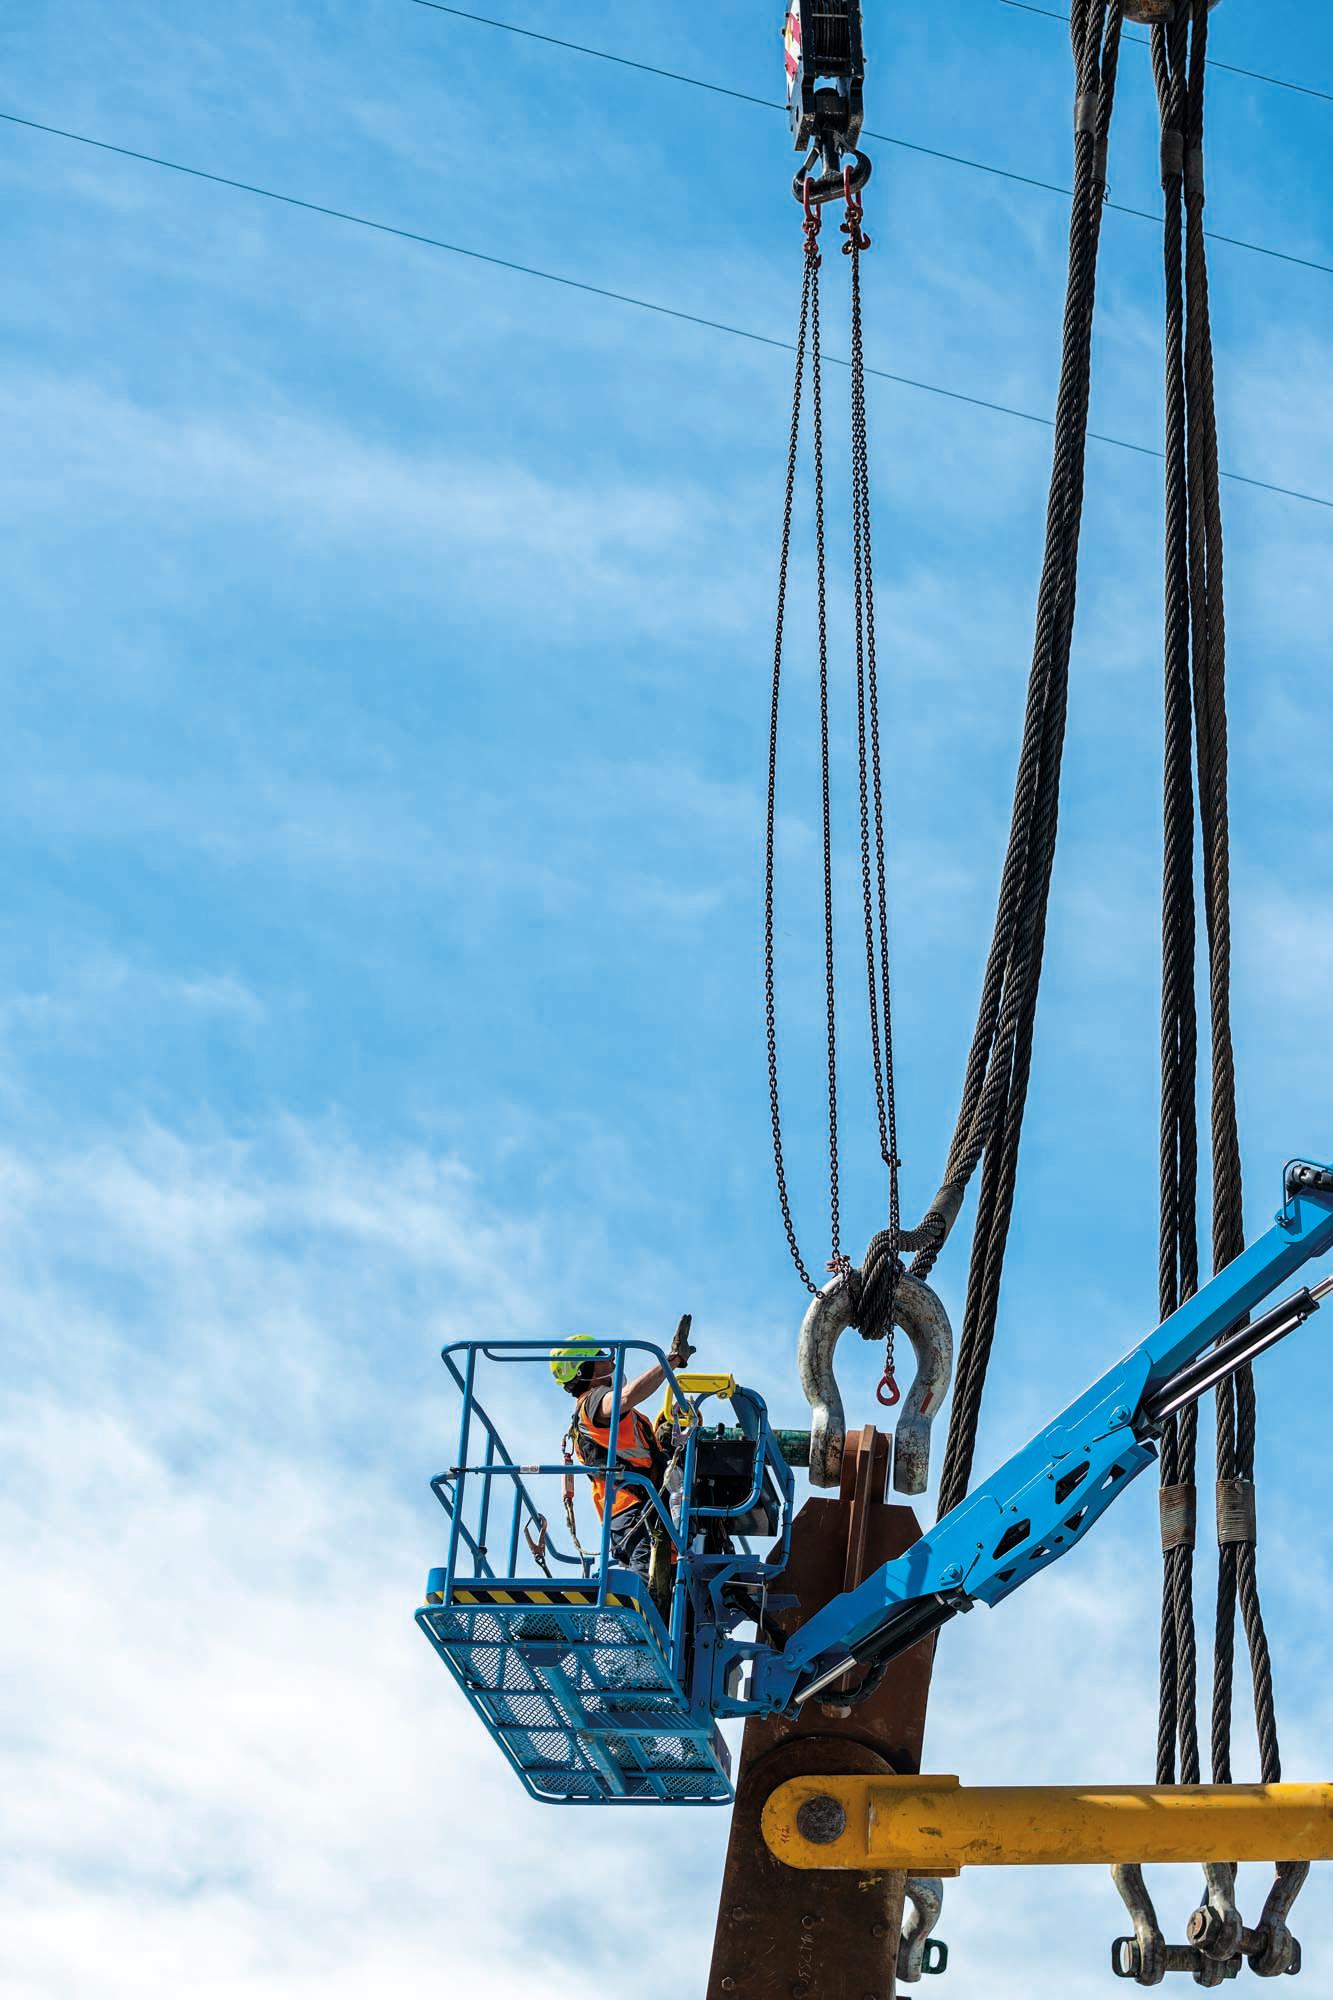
[667,1312,695,1371]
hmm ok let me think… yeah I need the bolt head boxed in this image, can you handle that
[720,1980,736,1993]
[796,1794,848,1845]
[940,1562,964,1586]
[1112,1405,1132,1426]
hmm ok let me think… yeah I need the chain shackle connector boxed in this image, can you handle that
[840,162,871,254]
[800,171,824,264]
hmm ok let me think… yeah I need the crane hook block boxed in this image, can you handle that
[785,1,866,155]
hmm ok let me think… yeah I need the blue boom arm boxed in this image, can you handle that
[745,1162,1333,1715]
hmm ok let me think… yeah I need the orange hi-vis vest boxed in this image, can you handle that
[574,1393,662,1519]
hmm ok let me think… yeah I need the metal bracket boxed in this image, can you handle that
[1288,1160,1333,1201]
[797,1270,954,1494]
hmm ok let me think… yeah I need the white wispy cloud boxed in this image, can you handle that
[6,1110,1330,1999]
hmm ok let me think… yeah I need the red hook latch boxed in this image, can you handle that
[876,1367,901,1409]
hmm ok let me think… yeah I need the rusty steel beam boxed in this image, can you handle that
[706,1428,936,2000]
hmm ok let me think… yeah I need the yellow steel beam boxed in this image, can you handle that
[762,1774,1333,1874]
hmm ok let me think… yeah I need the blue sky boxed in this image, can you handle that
[2,2,1332,1994]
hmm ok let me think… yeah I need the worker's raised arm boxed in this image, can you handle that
[590,1316,695,1422]
[588,1358,664,1425]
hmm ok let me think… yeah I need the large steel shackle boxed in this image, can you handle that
[796,1267,953,1493]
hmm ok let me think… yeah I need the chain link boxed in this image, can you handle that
[845,178,900,1378]
[765,214,822,1295]
[767,174,904,1320]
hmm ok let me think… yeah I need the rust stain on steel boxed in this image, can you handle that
[706,1428,936,2000]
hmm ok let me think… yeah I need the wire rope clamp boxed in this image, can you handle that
[1159,1482,1197,1551]
[1215,1476,1256,1547]
[796,1268,953,1493]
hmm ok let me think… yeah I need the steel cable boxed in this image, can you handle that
[1153,2,1202,1794]
[1177,0,1282,1796]
[928,0,1128,1518]
[1150,0,1284,1867]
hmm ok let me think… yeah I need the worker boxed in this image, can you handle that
[549,1325,692,1581]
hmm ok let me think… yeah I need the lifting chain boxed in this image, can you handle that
[766,158,904,1406]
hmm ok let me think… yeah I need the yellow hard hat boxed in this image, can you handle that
[548,1336,610,1387]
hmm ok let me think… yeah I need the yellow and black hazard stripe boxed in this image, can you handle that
[430,1582,636,1610]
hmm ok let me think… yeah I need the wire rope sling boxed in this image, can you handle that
[765,0,1307,1977]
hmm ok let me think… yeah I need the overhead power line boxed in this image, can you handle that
[2,106,1330,513]
[410,2,1333,283]
[998,0,1333,104]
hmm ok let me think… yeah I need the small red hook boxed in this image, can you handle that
[876,1368,901,1409]
[841,163,870,252]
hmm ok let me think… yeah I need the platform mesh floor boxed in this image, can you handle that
[417,1581,732,1803]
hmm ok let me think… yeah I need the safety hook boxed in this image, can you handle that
[875,1367,901,1408]
[793,143,872,209]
